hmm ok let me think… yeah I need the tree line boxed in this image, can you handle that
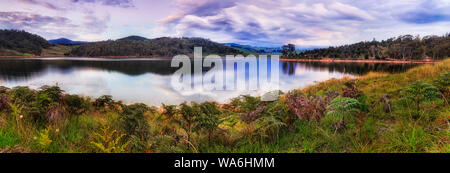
[0,29,51,56]
[282,34,450,60]
[69,37,243,57]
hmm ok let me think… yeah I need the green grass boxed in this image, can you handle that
[41,45,73,57]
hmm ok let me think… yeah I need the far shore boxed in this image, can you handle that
[0,56,439,64]
[279,58,437,64]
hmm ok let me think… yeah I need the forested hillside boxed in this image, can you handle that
[224,43,282,54]
[69,37,243,57]
[283,34,450,60]
[0,30,51,56]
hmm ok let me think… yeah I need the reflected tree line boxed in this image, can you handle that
[0,59,418,82]
[281,61,418,75]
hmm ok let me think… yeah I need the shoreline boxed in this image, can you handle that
[0,56,439,64]
[279,58,436,64]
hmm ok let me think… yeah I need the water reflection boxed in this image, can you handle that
[281,61,417,75]
[0,58,417,105]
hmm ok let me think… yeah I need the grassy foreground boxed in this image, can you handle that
[0,60,449,153]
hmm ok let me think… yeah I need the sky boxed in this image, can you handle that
[0,0,449,47]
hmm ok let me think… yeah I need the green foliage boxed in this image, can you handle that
[10,86,34,105]
[434,71,450,100]
[70,37,242,57]
[29,92,52,123]
[0,128,20,148]
[90,125,129,153]
[400,81,441,112]
[327,97,363,117]
[324,97,363,133]
[0,29,51,56]
[253,115,286,142]
[161,104,177,117]
[176,102,201,141]
[64,94,90,115]
[120,103,152,139]
[284,34,450,60]
[37,85,63,103]
[434,71,450,89]
[262,99,292,127]
[93,95,114,108]
[193,102,223,142]
[230,95,261,113]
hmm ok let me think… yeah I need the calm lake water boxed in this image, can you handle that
[0,58,418,106]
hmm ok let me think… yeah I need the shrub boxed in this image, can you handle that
[64,94,90,115]
[325,97,363,132]
[29,92,52,124]
[176,103,201,141]
[229,95,261,113]
[93,95,114,108]
[242,102,265,123]
[120,103,153,152]
[341,81,363,98]
[161,104,177,118]
[253,115,286,142]
[434,71,450,91]
[10,86,34,105]
[285,90,336,121]
[193,102,223,143]
[327,97,363,117]
[262,99,293,127]
[434,71,450,100]
[400,81,441,113]
[38,85,63,103]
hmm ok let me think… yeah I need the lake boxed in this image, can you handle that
[0,58,418,106]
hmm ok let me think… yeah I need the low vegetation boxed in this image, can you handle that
[0,59,449,153]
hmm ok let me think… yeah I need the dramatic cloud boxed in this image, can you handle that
[2,0,449,46]
[161,0,375,46]
[162,0,450,47]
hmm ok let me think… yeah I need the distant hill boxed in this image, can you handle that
[49,38,87,45]
[285,34,450,60]
[224,43,282,54]
[0,29,51,56]
[70,37,243,57]
[117,35,148,41]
